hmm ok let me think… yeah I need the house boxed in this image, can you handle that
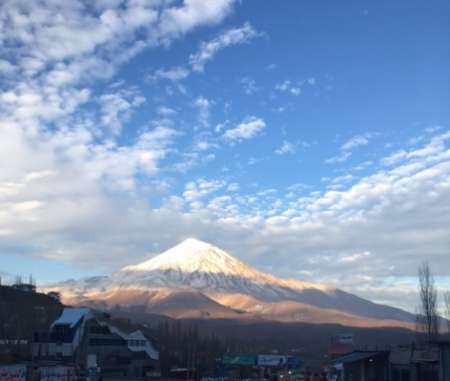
[389,346,413,381]
[389,343,446,381]
[411,346,439,380]
[331,350,390,381]
[34,307,159,379]
[80,314,159,378]
[34,307,92,359]
[329,343,450,381]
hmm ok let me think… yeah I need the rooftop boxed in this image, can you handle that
[51,307,91,328]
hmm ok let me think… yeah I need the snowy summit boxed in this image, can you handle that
[121,238,262,278]
[119,238,330,293]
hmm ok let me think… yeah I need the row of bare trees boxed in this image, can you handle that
[416,262,450,342]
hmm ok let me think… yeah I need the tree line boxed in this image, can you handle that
[155,319,252,377]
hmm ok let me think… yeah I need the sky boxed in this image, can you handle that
[1,0,450,313]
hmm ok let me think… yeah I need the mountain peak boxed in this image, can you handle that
[176,238,213,251]
[118,239,333,295]
[121,238,257,278]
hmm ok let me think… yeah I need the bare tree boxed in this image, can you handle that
[444,290,450,334]
[417,262,439,342]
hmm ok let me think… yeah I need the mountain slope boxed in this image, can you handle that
[48,238,415,326]
[76,287,246,319]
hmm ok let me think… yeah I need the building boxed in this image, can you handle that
[81,315,159,378]
[389,344,440,381]
[389,346,413,381]
[12,282,36,293]
[331,343,450,381]
[34,307,92,359]
[331,350,390,381]
[34,307,159,379]
[439,341,450,381]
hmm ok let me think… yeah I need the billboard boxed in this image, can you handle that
[332,334,354,345]
[40,366,76,381]
[257,355,302,368]
[0,365,26,381]
[222,353,256,366]
[257,355,288,367]
[286,356,302,368]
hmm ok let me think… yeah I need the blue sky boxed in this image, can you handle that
[1,0,450,311]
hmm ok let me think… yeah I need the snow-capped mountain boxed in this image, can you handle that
[50,238,415,326]
[116,238,333,300]
[122,238,258,276]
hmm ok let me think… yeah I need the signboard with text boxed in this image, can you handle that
[40,366,76,381]
[222,353,256,366]
[257,354,288,367]
[0,365,26,381]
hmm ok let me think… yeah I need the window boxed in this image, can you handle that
[89,338,125,346]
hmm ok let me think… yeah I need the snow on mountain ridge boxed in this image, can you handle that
[123,238,266,278]
[119,238,331,292]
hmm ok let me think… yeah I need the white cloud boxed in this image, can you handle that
[157,106,177,116]
[341,135,370,151]
[276,80,302,96]
[227,183,240,192]
[223,116,266,142]
[99,90,145,135]
[147,66,190,82]
[183,179,226,202]
[215,120,229,133]
[274,141,297,155]
[172,150,215,173]
[149,20,258,83]
[189,23,260,72]
[338,251,371,263]
[325,133,373,164]
[0,59,16,75]
[325,151,352,164]
[11,200,44,213]
[193,96,212,128]
[0,0,237,266]
[195,140,218,151]
[275,78,316,96]
[147,23,260,84]
[241,77,259,95]
[158,0,235,38]
[382,132,450,167]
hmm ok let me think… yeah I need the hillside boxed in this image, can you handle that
[0,285,63,338]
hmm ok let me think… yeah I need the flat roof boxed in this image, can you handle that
[333,351,382,364]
